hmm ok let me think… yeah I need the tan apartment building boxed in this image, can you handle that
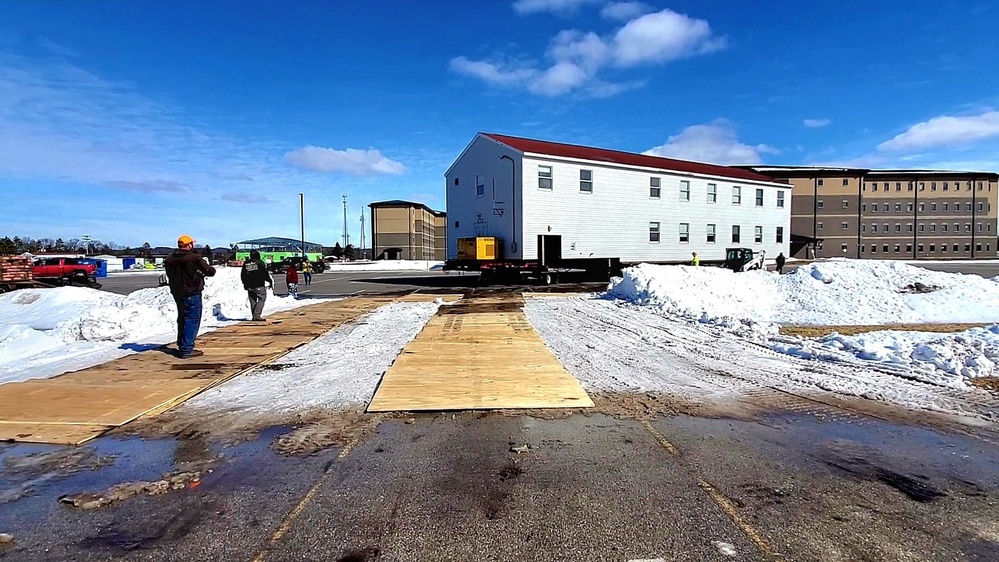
[744,167,999,260]
[369,200,446,260]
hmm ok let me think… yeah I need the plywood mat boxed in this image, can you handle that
[0,296,392,445]
[367,295,593,412]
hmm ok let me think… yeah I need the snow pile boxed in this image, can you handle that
[324,260,442,272]
[608,260,999,325]
[607,260,999,387]
[0,268,318,383]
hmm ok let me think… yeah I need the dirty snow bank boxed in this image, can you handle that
[0,268,319,383]
[186,301,438,412]
[607,260,999,387]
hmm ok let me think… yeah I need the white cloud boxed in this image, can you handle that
[878,110,999,152]
[644,120,779,165]
[284,146,405,175]
[221,193,275,204]
[601,2,653,21]
[451,8,724,97]
[803,118,831,128]
[612,10,726,66]
[512,0,601,15]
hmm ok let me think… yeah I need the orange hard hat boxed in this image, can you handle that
[178,234,195,246]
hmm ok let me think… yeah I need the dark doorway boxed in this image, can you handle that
[538,235,562,266]
[378,248,403,260]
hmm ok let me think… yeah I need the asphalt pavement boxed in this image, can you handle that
[2,411,996,561]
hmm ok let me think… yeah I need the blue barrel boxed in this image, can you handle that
[78,259,108,277]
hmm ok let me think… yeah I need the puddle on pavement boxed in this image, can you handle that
[667,412,999,502]
[0,424,300,534]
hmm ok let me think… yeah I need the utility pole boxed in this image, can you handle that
[342,194,348,248]
[299,193,306,258]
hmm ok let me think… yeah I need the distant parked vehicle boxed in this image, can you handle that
[268,256,326,274]
[32,257,102,287]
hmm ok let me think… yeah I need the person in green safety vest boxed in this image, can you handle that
[691,252,700,266]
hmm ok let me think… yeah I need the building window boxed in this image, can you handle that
[931,203,937,211]
[943,203,949,211]
[862,224,866,232]
[818,222,824,230]
[650,177,661,198]
[894,244,901,253]
[906,223,912,232]
[872,204,878,213]
[954,223,960,232]
[872,183,878,192]
[841,243,848,253]
[707,224,716,243]
[775,191,784,208]
[918,224,924,233]
[538,165,553,189]
[977,243,983,252]
[579,169,593,192]
[895,223,901,233]
[707,183,717,203]
[966,202,972,211]
[475,174,485,197]
[883,203,889,212]
[919,182,925,190]
[966,223,972,232]
[943,182,949,191]
[979,223,985,232]
[896,182,902,191]
[841,222,849,230]
[978,202,985,211]
[895,203,901,212]
[842,200,849,209]
[883,223,889,232]
[907,203,913,212]
[756,188,765,206]
[871,245,877,253]
[731,225,741,243]
[755,226,763,244]
[942,224,948,232]
[862,204,866,212]
[907,244,913,253]
[941,244,947,253]
[883,244,889,253]
[953,244,958,252]
[930,244,936,252]
[732,186,742,204]
[908,182,914,191]
[680,180,690,201]
[817,199,824,209]
[918,244,924,252]
[818,178,824,186]
[871,223,877,232]
[966,244,971,252]
[861,245,865,253]
[843,179,849,186]
[918,203,925,212]
[678,223,687,243]
[930,224,936,232]
[650,222,661,243]
[931,182,937,190]
[776,226,784,243]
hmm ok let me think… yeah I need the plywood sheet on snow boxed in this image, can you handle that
[367,295,592,412]
[0,296,392,444]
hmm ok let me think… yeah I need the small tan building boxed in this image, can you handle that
[744,167,999,260]
[369,200,446,260]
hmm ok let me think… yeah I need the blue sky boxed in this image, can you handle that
[2,0,998,248]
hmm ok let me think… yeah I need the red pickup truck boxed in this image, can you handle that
[32,258,101,287]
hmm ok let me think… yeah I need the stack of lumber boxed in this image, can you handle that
[0,255,31,282]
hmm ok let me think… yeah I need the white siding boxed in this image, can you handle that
[444,136,521,259]
[519,156,790,262]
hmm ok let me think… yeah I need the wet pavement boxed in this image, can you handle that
[1,407,998,561]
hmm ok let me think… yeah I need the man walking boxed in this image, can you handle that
[691,252,700,266]
[775,252,786,274]
[241,250,272,321]
[301,259,313,286]
[165,234,216,359]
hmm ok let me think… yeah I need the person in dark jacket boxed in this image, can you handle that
[241,250,272,321]
[164,234,216,358]
[285,263,299,299]
[775,252,786,274]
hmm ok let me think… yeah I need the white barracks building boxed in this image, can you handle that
[445,133,791,264]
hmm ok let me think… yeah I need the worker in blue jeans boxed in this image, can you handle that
[164,234,216,358]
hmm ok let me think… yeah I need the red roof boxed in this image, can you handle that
[483,133,777,183]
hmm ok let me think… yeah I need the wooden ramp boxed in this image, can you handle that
[0,296,395,445]
[367,295,593,412]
